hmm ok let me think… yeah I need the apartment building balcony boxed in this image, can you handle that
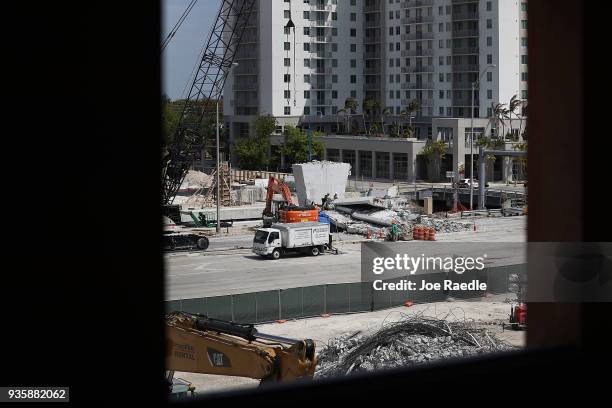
[232,80,258,91]
[401,32,434,41]
[312,67,333,75]
[452,28,479,38]
[402,0,434,8]
[452,81,475,89]
[451,0,479,4]
[453,64,480,72]
[311,35,334,43]
[311,3,334,12]
[310,20,332,28]
[364,19,381,29]
[401,82,433,89]
[419,99,434,106]
[364,51,381,59]
[233,65,258,76]
[452,11,479,20]
[453,98,479,106]
[310,83,333,90]
[452,47,479,55]
[401,65,434,73]
[401,49,433,57]
[363,67,382,75]
[311,51,334,59]
[401,15,434,24]
[365,83,381,91]
[364,36,382,44]
[306,100,334,107]
[364,4,381,13]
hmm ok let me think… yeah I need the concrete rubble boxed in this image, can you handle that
[315,314,516,378]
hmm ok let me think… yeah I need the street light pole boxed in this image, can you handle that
[470,64,496,212]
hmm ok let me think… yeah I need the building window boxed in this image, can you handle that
[284,106,291,115]
[284,42,291,50]
[350,44,356,52]
[304,59,310,67]
[486,1,492,11]
[351,59,356,68]
[521,20,528,29]
[521,90,528,99]
[521,2,527,12]
[487,36,492,46]
[332,90,338,99]
[304,75,310,83]
[521,72,528,81]
[304,106,311,115]
[284,90,291,99]
[350,75,357,83]
[487,90,493,99]
[487,54,493,64]
[521,37,528,47]
[303,43,309,51]
[304,90,310,99]
[487,71,492,82]
[284,74,291,83]
[284,10,291,18]
[350,28,356,37]
[351,13,356,21]
[486,19,492,29]
[521,55,528,64]
[284,58,291,67]
[304,27,310,35]
[303,11,309,19]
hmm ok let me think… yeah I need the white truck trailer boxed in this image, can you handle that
[252,222,330,260]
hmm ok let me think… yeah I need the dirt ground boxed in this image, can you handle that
[175,294,525,395]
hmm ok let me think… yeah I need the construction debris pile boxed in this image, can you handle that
[315,315,515,378]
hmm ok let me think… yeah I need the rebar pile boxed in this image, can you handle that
[315,314,515,378]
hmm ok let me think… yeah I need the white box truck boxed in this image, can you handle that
[252,222,330,260]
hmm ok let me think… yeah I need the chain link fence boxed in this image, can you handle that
[165,264,526,324]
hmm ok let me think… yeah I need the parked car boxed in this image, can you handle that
[455,178,489,188]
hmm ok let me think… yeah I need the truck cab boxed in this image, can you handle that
[253,228,281,258]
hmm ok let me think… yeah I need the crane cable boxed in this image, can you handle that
[161,0,199,53]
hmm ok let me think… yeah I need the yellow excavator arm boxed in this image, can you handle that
[166,312,317,385]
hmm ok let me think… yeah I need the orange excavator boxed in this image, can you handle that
[262,176,319,227]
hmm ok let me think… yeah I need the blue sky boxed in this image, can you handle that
[162,0,221,100]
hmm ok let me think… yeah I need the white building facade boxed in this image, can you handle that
[224,0,528,175]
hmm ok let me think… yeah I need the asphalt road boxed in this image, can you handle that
[165,217,526,300]
[165,243,362,300]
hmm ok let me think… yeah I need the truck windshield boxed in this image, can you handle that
[254,230,269,244]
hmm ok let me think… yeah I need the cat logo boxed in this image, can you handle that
[207,348,231,368]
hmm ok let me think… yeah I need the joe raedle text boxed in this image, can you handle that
[369,254,488,293]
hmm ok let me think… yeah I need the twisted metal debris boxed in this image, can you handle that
[315,313,515,378]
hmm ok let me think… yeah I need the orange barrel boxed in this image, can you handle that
[414,227,423,240]
[429,228,437,241]
[412,227,419,240]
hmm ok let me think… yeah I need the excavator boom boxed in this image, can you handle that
[166,312,317,383]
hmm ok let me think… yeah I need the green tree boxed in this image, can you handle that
[419,140,447,181]
[161,94,180,147]
[282,126,324,165]
[233,115,276,170]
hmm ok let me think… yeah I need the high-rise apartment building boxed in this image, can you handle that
[224,0,527,157]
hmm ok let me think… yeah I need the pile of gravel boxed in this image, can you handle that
[416,216,472,233]
[315,315,515,378]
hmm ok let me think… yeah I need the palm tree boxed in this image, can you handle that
[508,95,522,141]
[344,97,359,134]
[362,98,376,133]
[419,140,448,181]
[381,107,392,136]
[406,99,420,128]
[518,100,527,140]
[336,107,347,134]
[491,102,507,140]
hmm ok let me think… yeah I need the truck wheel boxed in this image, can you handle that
[310,246,320,256]
[196,237,209,251]
[270,249,281,260]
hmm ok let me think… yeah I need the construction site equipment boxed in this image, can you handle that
[262,176,318,227]
[509,303,527,330]
[252,222,330,259]
[166,311,317,393]
[161,0,256,207]
[163,216,210,251]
